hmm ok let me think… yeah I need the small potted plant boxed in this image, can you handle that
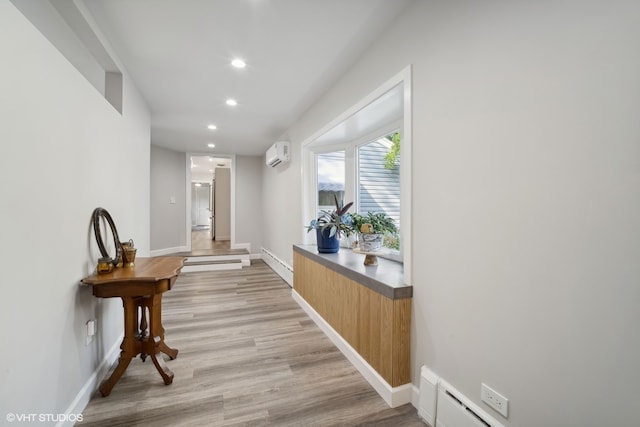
[306,195,354,253]
[351,211,397,252]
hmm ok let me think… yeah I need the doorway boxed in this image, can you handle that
[191,182,211,230]
[187,155,233,253]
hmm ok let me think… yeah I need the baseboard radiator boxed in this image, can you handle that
[419,366,504,427]
[260,247,293,286]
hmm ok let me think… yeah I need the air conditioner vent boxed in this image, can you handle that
[266,141,290,167]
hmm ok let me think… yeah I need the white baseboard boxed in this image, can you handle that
[292,290,413,408]
[260,247,293,286]
[412,383,421,410]
[150,246,187,257]
[57,332,123,427]
[231,242,250,251]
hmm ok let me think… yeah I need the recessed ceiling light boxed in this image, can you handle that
[231,58,246,68]
[207,124,217,130]
[208,157,214,162]
[208,143,215,148]
[209,169,214,172]
[226,99,238,106]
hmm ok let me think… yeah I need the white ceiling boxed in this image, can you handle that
[81,0,415,156]
[191,156,230,181]
[191,155,231,171]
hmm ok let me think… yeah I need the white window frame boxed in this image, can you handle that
[301,66,412,283]
[315,149,347,214]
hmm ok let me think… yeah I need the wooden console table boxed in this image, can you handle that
[82,256,186,396]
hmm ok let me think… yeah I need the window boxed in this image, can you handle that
[316,151,345,217]
[358,132,401,251]
[309,129,402,260]
[302,70,412,278]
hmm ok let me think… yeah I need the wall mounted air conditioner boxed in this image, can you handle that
[266,141,290,167]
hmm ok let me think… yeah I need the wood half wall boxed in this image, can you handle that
[293,250,411,387]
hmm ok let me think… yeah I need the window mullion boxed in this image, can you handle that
[344,145,357,211]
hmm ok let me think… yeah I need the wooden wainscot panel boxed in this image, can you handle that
[358,285,381,373]
[379,293,394,384]
[392,298,412,386]
[334,270,360,347]
[293,250,411,387]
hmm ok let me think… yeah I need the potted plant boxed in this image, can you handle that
[351,211,397,252]
[306,195,354,253]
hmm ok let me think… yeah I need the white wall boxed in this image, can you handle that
[262,152,299,266]
[261,1,640,426]
[150,146,186,251]
[0,1,150,421]
[235,155,263,254]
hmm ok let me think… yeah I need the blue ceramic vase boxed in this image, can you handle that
[316,228,339,253]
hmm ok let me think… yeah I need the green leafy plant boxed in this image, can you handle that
[384,132,400,170]
[383,233,400,251]
[351,212,397,235]
[306,194,355,238]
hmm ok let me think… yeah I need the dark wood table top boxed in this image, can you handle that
[82,256,186,285]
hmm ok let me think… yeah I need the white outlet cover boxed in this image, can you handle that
[481,383,509,418]
[86,320,96,336]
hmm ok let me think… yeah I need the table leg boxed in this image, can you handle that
[99,297,138,397]
[143,294,176,383]
[150,292,179,360]
[137,298,149,362]
[158,340,179,360]
[150,339,174,385]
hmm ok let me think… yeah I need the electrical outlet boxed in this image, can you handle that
[86,320,96,345]
[481,383,508,418]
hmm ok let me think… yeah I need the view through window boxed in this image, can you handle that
[313,131,401,258]
[316,151,345,217]
[358,131,400,251]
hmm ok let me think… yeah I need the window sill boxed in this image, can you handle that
[292,244,411,299]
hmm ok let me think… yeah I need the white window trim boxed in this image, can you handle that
[301,66,412,284]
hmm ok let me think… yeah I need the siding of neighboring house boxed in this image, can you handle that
[358,139,400,227]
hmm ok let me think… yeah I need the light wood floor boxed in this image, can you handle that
[79,260,424,426]
[191,228,227,250]
[172,229,249,257]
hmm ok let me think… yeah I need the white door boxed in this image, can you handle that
[196,183,210,226]
[210,179,215,239]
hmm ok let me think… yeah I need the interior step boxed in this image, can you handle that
[182,253,250,272]
[184,259,243,266]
